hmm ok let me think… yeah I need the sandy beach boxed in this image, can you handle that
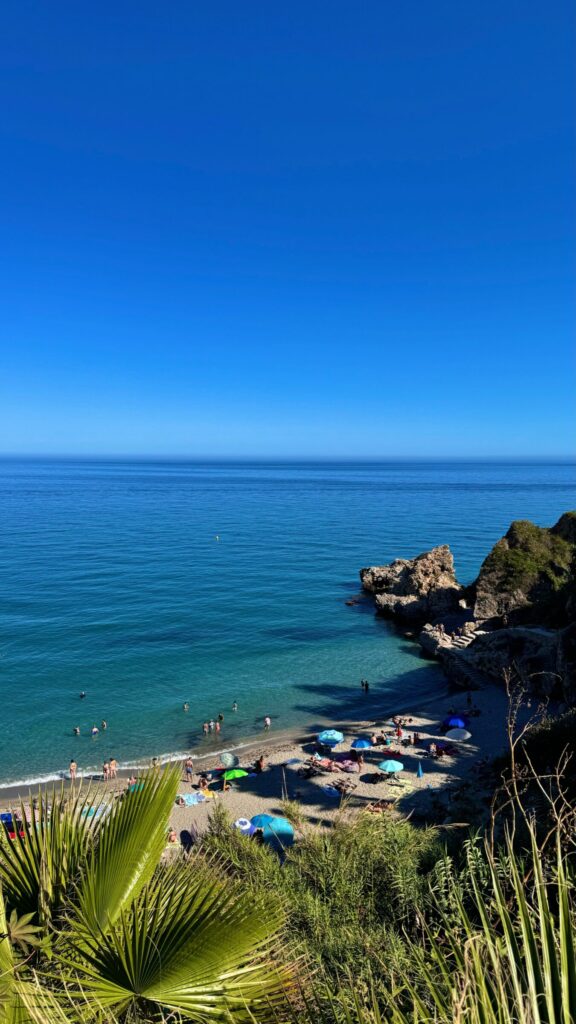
[0,680,519,838]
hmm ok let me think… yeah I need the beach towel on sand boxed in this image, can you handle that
[177,793,206,807]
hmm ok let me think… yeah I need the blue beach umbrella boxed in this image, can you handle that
[378,759,404,775]
[251,813,274,828]
[251,814,295,848]
[443,716,468,729]
[318,729,344,747]
[417,762,424,779]
[351,738,372,750]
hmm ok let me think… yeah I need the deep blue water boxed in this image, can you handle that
[0,459,574,785]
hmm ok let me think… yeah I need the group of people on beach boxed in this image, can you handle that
[68,756,118,781]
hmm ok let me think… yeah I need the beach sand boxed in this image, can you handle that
[1,681,519,838]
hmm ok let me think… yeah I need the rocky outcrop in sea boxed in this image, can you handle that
[359,545,463,625]
[359,512,576,705]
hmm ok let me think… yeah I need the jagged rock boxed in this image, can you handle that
[439,625,576,704]
[472,512,576,626]
[360,545,463,625]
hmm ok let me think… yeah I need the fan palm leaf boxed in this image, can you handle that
[59,859,291,1020]
[73,768,179,936]
[0,788,97,941]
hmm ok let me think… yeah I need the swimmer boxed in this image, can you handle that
[232,701,238,712]
[80,691,86,700]
[183,702,190,712]
[101,720,107,731]
[91,725,99,736]
[202,722,209,735]
[73,726,80,736]
[264,715,271,731]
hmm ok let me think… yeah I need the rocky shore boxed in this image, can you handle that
[360,512,576,705]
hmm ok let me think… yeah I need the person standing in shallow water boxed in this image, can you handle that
[264,715,271,730]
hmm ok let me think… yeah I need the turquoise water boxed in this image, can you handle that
[0,458,574,785]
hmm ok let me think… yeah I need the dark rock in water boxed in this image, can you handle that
[439,624,576,705]
[360,545,463,625]
[472,512,576,627]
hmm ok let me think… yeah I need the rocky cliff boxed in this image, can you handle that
[359,511,576,704]
[472,513,576,626]
[360,545,463,625]
[439,624,576,705]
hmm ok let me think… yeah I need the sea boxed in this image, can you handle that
[0,458,574,787]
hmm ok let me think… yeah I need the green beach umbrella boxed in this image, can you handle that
[223,768,249,781]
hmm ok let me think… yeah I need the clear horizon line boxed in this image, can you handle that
[0,453,575,463]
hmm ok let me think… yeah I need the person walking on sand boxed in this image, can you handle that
[264,715,271,730]
[69,759,77,781]
[109,757,118,780]
[184,756,194,782]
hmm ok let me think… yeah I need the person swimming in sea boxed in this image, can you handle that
[91,725,99,736]
[80,691,86,700]
[73,726,80,736]
[232,701,238,712]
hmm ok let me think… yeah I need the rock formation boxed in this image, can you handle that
[360,545,463,625]
[438,624,576,705]
[358,511,576,704]
[472,512,576,627]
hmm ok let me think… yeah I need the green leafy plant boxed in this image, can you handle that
[0,770,292,1023]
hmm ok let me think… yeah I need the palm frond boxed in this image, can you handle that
[73,767,179,936]
[0,787,98,934]
[60,857,291,1020]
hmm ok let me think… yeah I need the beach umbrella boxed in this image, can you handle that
[378,759,404,775]
[318,729,344,747]
[221,752,240,768]
[443,716,468,729]
[351,738,372,750]
[445,728,472,742]
[233,817,256,836]
[251,814,294,848]
[223,768,249,781]
[417,762,424,779]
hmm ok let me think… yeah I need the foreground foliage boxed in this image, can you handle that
[0,769,290,1023]
[0,755,574,1024]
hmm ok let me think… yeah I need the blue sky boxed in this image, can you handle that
[1,2,574,456]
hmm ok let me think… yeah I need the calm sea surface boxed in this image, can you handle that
[0,459,574,785]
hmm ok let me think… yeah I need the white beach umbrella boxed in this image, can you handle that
[445,727,472,741]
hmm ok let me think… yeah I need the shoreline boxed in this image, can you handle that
[0,676,454,799]
[0,678,515,822]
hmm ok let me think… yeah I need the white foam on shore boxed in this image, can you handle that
[0,679,453,793]
[0,740,260,792]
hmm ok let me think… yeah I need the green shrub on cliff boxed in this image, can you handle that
[482,519,573,592]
